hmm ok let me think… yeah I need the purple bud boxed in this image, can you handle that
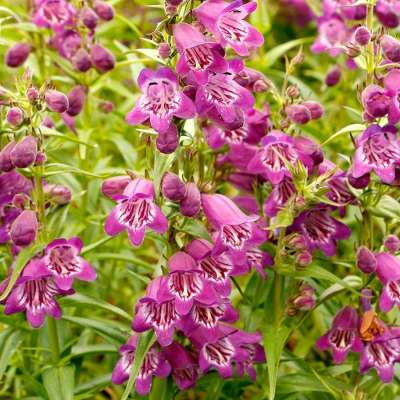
[360,288,373,311]
[0,141,16,172]
[348,171,370,189]
[356,246,377,273]
[161,172,186,201]
[26,86,39,103]
[286,85,300,98]
[384,235,400,253]
[34,151,47,165]
[81,6,98,30]
[158,42,171,59]
[325,66,341,87]
[302,101,324,120]
[253,79,269,93]
[296,250,312,266]
[45,90,69,113]
[42,116,55,129]
[10,210,37,247]
[361,85,390,118]
[285,104,311,125]
[94,0,114,20]
[90,45,115,72]
[180,183,201,217]
[44,183,72,204]
[292,284,315,310]
[99,100,114,113]
[71,48,92,72]
[156,127,179,154]
[381,35,400,63]
[354,26,371,46]
[7,107,24,126]
[12,193,30,209]
[101,175,131,198]
[10,136,37,168]
[67,85,86,116]
[5,43,31,68]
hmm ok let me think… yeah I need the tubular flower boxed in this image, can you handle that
[104,178,168,247]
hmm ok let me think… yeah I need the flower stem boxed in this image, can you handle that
[47,317,60,363]
[366,0,375,84]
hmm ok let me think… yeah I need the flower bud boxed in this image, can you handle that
[253,79,269,93]
[285,104,311,125]
[361,85,390,118]
[161,172,186,201]
[348,171,370,189]
[296,250,312,267]
[384,235,400,253]
[302,101,324,120]
[81,6,98,30]
[26,86,39,103]
[156,127,179,154]
[12,193,30,209]
[44,183,72,204]
[10,136,37,168]
[90,44,115,72]
[71,48,92,72]
[45,89,69,113]
[180,182,201,217]
[6,107,24,126]
[0,141,16,172]
[35,151,47,165]
[101,175,131,198]
[66,85,86,116]
[288,234,307,250]
[10,210,37,246]
[5,43,31,68]
[286,85,299,98]
[99,100,114,113]
[42,116,55,129]
[344,42,361,58]
[381,34,400,62]
[291,284,315,310]
[360,288,373,311]
[354,26,371,46]
[94,0,114,20]
[357,246,377,273]
[325,66,341,87]
[158,42,171,59]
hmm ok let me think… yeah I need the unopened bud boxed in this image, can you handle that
[325,66,341,87]
[357,246,377,273]
[12,193,30,209]
[101,175,131,198]
[71,48,92,72]
[302,101,324,120]
[26,86,39,103]
[381,34,400,62]
[10,136,37,168]
[285,104,311,125]
[91,44,115,72]
[286,85,299,98]
[81,6,98,30]
[158,43,171,59]
[253,79,269,93]
[296,250,312,267]
[99,100,114,113]
[10,210,37,247]
[35,151,47,165]
[161,172,186,201]
[355,26,371,46]
[45,89,69,113]
[94,0,114,21]
[6,107,24,126]
[180,182,201,217]
[5,43,31,68]
[156,127,179,154]
[44,183,72,204]
[0,141,16,172]
[384,235,400,253]
[67,85,86,116]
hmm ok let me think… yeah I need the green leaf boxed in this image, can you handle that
[369,195,400,220]
[319,275,362,303]
[321,124,365,146]
[110,134,137,167]
[0,330,22,380]
[178,219,212,241]
[42,365,75,400]
[0,242,45,302]
[74,373,112,395]
[70,343,117,358]
[152,152,176,197]
[80,236,115,255]
[121,331,156,400]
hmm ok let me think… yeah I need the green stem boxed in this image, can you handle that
[274,272,282,325]
[366,0,375,84]
[47,317,60,363]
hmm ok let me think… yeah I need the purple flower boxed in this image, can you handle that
[361,84,391,119]
[311,15,350,56]
[173,23,227,83]
[33,0,77,31]
[316,307,363,363]
[38,237,96,290]
[90,44,115,72]
[126,67,195,133]
[0,170,33,207]
[323,0,366,20]
[71,48,92,72]
[105,178,167,246]
[50,29,81,59]
[230,245,273,278]
[193,0,264,56]
[264,178,296,217]
[201,193,259,253]
[5,43,31,68]
[376,0,400,28]
[101,175,131,199]
[0,141,17,172]
[360,328,400,382]
[383,69,400,125]
[289,206,351,256]
[161,172,186,201]
[352,124,400,184]
[180,182,201,217]
[384,235,400,253]
[45,89,69,113]
[162,342,197,390]
[10,136,38,168]
[132,277,179,346]
[66,85,86,117]
[156,124,180,154]
[381,35,400,63]
[285,104,311,125]
[325,65,341,87]
[279,0,314,27]
[7,107,24,127]
[4,259,73,328]
[93,0,114,21]
[357,246,377,274]
[10,210,37,247]
[112,335,171,394]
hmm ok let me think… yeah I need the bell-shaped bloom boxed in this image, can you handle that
[38,237,96,290]
[33,0,77,31]
[0,170,32,207]
[132,276,180,346]
[193,0,263,56]
[162,342,197,390]
[105,178,167,247]
[323,0,366,20]
[289,206,351,256]
[383,69,400,125]
[126,67,195,133]
[360,327,400,382]
[180,182,201,217]
[201,193,259,253]
[173,23,227,83]
[316,307,363,364]
[4,259,73,328]
[279,0,314,27]
[352,124,400,184]
[112,335,171,394]
[311,15,350,56]
[264,178,296,217]
[375,252,400,312]
[50,29,81,59]
[376,0,400,28]
[381,35,400,63]
[357,246,377,274]
[101,175,131,199]
[361,84,391,119]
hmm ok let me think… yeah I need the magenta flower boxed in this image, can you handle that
[201,193,259,253]
[38,237,96,290]
[33,0,77,31]
[316,307,363,364]
[50,29,81,59]
[162,342,197,390]
[230,245,273,279]
[376,0,400,28]
[383,69,400,125]
[193,0,264,56]
[361,84,391,120]
[360,328,400,382]
[352,124,400,184]
[126,67,195,133]
[279,0,314,27]
[173,23,227,83]
[323,0,366,20]
[4,259,73,328]
[289,206,351,256]
[264,178,296,217]
[105,178,167,246]
[112,335,171,394]
[132,276,179,346]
